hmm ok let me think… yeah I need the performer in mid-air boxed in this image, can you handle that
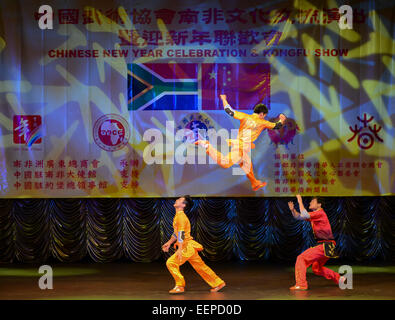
[195,94,286,191]
[287,195,344,290]
[162,195,226,294]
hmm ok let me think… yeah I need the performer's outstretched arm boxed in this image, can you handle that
[296,194,306,212]
[267,113,286,130]
[220,94,247,120]
[288,195,310,220]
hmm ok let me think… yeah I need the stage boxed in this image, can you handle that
[1,261,394,300]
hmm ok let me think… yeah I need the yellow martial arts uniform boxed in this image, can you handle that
[206,111,277,189]
[166,210,225,288]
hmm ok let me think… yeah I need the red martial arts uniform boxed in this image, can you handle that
[295,208,340,288]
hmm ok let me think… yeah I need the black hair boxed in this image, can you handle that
[253,103,269,115]
[182,195,193,211]
[312,196,325,207]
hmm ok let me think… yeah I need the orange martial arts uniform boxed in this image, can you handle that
[166,210,225,289]
[205,111,277,190]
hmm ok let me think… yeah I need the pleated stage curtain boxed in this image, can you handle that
[0,197,394,263]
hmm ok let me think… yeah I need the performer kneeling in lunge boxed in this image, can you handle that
[162,196,226,294]
[287,195,345,290]
[195,94,286,191]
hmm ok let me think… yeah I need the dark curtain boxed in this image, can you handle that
[0,197,394,264]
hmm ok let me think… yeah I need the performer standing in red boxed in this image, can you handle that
[287,195,344,290]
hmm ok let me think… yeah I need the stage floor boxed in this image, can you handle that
[0,261,394,300]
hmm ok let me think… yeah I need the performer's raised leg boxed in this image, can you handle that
[195,140,241,169]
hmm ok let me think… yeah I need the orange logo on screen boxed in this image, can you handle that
[93,114,130,152]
